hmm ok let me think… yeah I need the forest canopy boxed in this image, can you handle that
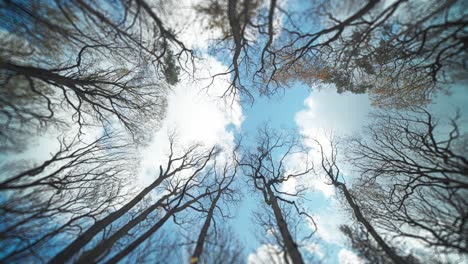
[0,0,466,263]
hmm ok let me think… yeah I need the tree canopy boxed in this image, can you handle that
[0,0,466,263]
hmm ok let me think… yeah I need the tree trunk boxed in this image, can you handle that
[266,185,304,264]
[105,191,212,264]
[48,176,166,264]
[75,192,173,263]
[190,191,222,264]
[2,62,97,88]
[337,182,406,264]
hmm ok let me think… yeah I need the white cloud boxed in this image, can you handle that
[309,176,335,198]
[292,88,372,197]
[338,249,363,264]
[279,151,335,198]
[280,175,299,195]
[276,88,370,200]
[304,243,325,259]
[273,89,369,257]
[295,88,371,139]
[248,243,326,264]
[248,244,287,264]
[137,56,243,187]
[278,151,312,195]
[312,202,351,246]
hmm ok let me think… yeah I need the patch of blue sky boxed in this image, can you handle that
[429,82,468,128]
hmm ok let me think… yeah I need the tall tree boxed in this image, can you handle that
[197,0,467,107]
[192,227,245,264]
[104,152,236,264]
[237,127,315,264]
[194,0,266,101]
[0,0,193,152]
[75,147,223,264]
[272,0,466,106]
[314,137,408,264]
[0,131,131,263]
[347,108,467,255]
[190,161,238,264]
[49,136,218,263]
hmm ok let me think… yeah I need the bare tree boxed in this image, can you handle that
[314,137,408,264]
[195,0,466,107]
[194,0,268,101]
[341,223,425,264]
[237,127,315,264]
[1,0,191,74]
[48,135,217,263]
[75,148,222,263]
[0,131,131,263]
[0,0,195,152]
[102,152,237,264]
[190,160,239,264]
[192,227,245,264]
[268,0,466,106]
[347,108,467,255]
[122,230,179,264]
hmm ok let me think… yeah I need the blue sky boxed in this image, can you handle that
[2,0,467,263]
[132,50,466,261]
[228,76,467,263]
[230,82,373,262]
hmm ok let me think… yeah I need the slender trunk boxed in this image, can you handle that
[48,176,166,264]
[266,185,304,264]
[75,192,173,263]
[190,191,222,264]
[228,0,241,72]
[2,62,97,87]
[105,192,211,264]
[336,182,406,264]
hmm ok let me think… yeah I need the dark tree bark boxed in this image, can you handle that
[49,140,217,264]
[0,132,129,263]
[190,189,222,263]
[197,0,466,107]
[0,0,193,153]
[265,183,305,264]
[238,126,314,264]
[190,162,237,264]
[347,108,467,254]
[105,161,235,264]
[76,147,218,263]
[314,138,407,264]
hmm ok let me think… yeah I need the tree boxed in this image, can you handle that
[0,131,131,263]
[48,135,218,263]
[163,49,182,86]
[102,150,237,264]
[197,0,466,107]
[267,0,466,108]
[121,230,179,264]
[1,0,466,263]
[237,127,315,264]
[194,0,266,101]
[347,108,467,256]
[313,137,408,264]
[0,0,193,152]
[190,161,239,264]
[74,148,236,264]
[340,224,419,264]
[193,227,245,264]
